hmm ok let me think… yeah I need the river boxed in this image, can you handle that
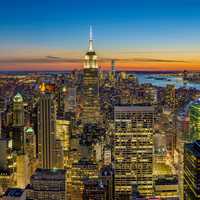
[136,74,200,90]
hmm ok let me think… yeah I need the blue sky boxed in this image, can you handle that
[0,0,200,70]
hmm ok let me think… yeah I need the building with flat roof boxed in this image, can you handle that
[114,105,154,199]
[26,168,67,200]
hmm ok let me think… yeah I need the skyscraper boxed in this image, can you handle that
[114,106,154,199]
[82,27,101,124]
[189,102,200,141]
[13,93,24,127]
[12,93,25,153]
[184,140,200,200]
[26,168,67,200]
[37,85,56,169]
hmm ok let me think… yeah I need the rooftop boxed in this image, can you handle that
[13,93,23,102]
[115,105,154,113]
[31,168,66,180]
[4,188,24,197]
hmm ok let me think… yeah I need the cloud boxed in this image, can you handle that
[99,57,188,63]
[0,57,84,64]
[0,56,188,66]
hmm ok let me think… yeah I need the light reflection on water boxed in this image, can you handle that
[136,74,200,90]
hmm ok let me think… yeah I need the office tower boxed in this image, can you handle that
[0,139,14,170]
[189,102,200,141]
[2,188,26,200]
[100,165,115,200]
[83,178,110,200]
[26,168,67,200]
[82,27,101,124]
[64,87,77,113]
[13,93,24,127]
[25,127,36,161]
[37,86,56,169]
[184,141,200,200]
[0,139,16,195]
[16,154,29,188]
[114,106,154,199]
[24,127,38,178]
[0,97,6,138]
[70,159,99,200]
[109,60,116,82]
[12,126,25,153]
[112,59,116,76]
[55,119,70,168]
[12,93,25,154]
[57,86,67,117]
[164,84,176,111]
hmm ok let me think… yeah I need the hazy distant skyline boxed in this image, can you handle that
[1,0,200,71]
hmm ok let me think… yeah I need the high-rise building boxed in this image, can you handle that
[13,93,24,127]
[0,139,16,195]
[0,97,6,138]
[37,87,56,169]
[70,159,99,200]
[114,106,154,199]
[82,27,101,124]
[111,59,116,76]
[16,154,29,188]
[83,178,110,200]
[26,168,67,200]
[55,119,71,169]
[12,126,25,153]
[64,87,77,113]
[57,86,67,118]
[184,140,200,200]
[189,102,200,141]
[12,93,25,154]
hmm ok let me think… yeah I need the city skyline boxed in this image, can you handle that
[1,0,200,71]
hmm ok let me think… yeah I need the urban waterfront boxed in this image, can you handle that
[137,73,200,90]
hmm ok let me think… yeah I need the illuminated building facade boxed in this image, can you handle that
[184,141,200,200]
[70,159,99,200]
[57,86,67,117]
[114,106,154,199]
[16,154,29,188]
[154,175,179,199]
[83,178,109,200]
[189,102,200,141]
[13,93,24,127]
[55,119,70,168]
[37,89,56,169]
[26,168,67,200]
[0,139,16,195]
[64,87,77,113]
[82,27,101,124]
[0,97,6,137]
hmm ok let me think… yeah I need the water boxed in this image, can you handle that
[136,74,200,90]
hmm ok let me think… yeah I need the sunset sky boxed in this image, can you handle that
[1,0,200,71]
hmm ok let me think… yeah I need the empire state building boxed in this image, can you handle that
[82,27,101,124]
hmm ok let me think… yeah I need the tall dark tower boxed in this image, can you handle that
[82,27,101,124]
[37,83,56,169]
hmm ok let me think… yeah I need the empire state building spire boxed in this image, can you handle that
[89,26,94,52]
[84,26,98,69]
